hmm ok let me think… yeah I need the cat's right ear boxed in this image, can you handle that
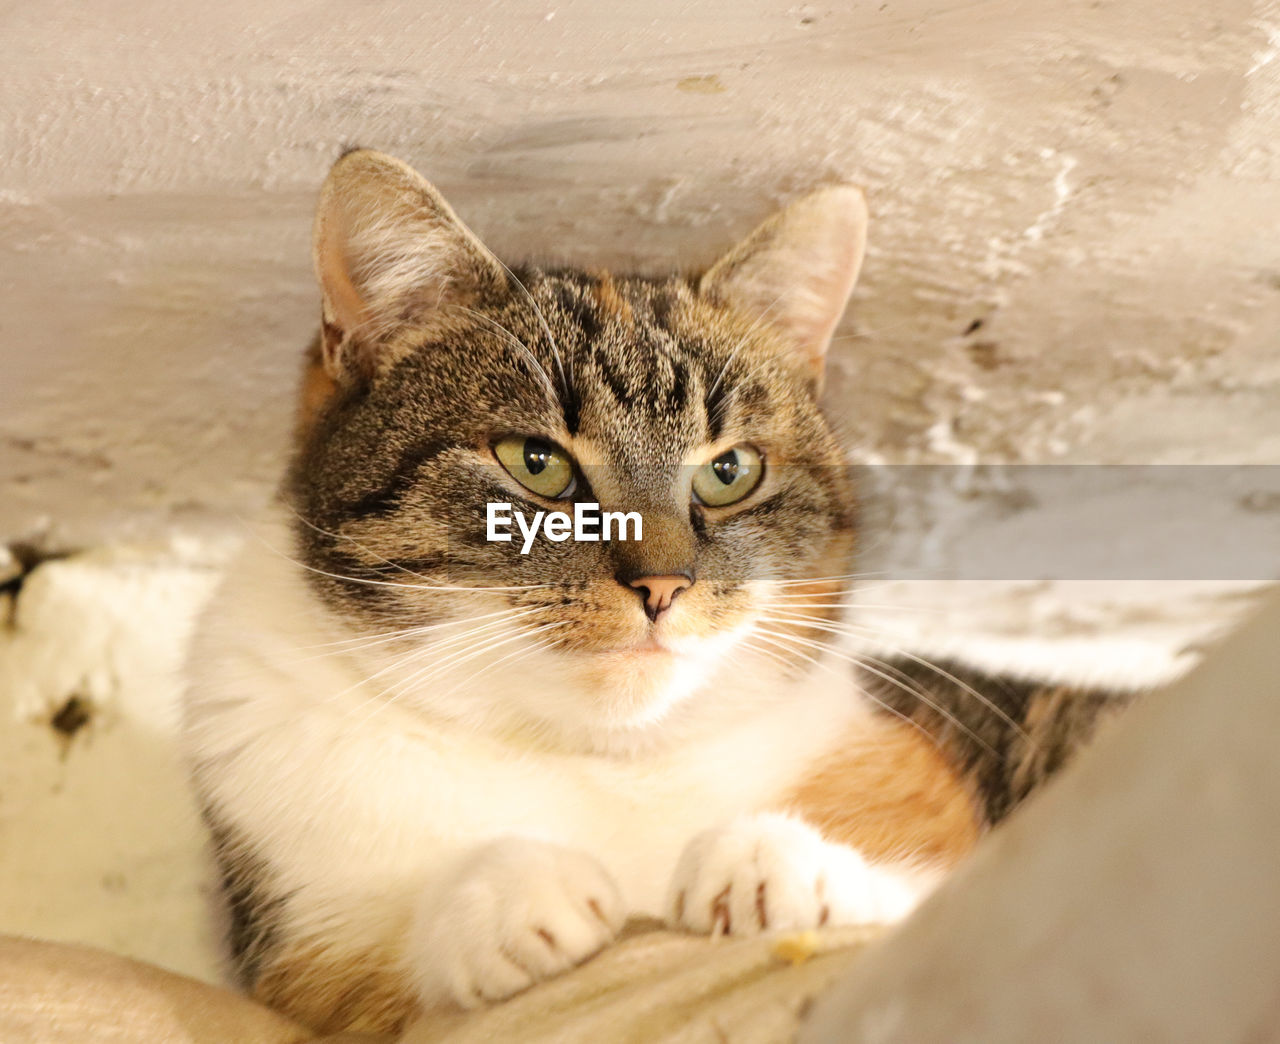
[312,149,508,382]
[699,185,868,390]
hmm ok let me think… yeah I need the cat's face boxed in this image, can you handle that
[289,150,867,749]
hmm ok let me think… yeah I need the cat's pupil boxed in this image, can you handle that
[712,450,740,486]
[524,441,552,476]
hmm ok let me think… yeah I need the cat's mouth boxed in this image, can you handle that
[599,635,676,659]
[625,637,673,655]
[584,626,723,670]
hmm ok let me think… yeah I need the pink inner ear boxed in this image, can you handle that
[311,150,512,384]
[789,192,869,376]
[314,228,370,379]
[786,245,864,376]
[316,222,370,339]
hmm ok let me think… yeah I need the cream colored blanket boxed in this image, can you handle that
[1,925,879,1043]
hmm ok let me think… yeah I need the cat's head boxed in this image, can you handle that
[289,149,867,750]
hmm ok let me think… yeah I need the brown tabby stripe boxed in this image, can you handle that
[861,658,1138,824]
[201,807,285,988]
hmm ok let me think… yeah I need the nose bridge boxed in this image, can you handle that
[611,505,696,579]
[579,453,695,577]
[581,452,682,511]
[586,454,700,622]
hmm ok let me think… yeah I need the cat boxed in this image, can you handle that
[181,148,1125,1035]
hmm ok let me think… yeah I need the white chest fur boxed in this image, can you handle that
[182,518,873,928]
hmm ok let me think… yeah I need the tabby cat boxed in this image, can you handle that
[182,149,1122,1034]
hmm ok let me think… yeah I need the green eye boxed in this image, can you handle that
[494,436,576,499]
[692,445,764,507]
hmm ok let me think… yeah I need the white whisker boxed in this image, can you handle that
[324,611,546,714]
[453,304,560,404]
[429,623,568,703]
[705,283,799,427]
[745,627,942,750]
[762,608,1031,744]
[492,258,571,402]
[752,623,996,756]
[759,599,938,614]
[254,531,551,595]
[765,572,890,587]
[367,621,566,727]
[288,606,544,666]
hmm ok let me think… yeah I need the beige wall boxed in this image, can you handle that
[2,1,1280,546]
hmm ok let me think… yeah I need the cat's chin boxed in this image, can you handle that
[511,642,697,739]
[591,635,678,661]
[516,626,768,753]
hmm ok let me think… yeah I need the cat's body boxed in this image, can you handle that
[187,513,946,1027]
[183,150,1124,1034]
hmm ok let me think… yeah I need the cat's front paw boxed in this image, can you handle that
[409,838,625,1009]
[666,813,921,936]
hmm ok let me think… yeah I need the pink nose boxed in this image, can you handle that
[628,574,693,622]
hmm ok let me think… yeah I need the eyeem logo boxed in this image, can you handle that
[486,502,643,554]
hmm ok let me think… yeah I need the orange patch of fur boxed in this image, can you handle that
[254,942,417,1036]
[781,715,980,867]
[589,272,633,323]
[295,338,339,444]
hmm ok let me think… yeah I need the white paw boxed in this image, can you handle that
[666,813,921,936]
[409,838,625,1009]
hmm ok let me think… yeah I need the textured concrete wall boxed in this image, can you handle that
[3,1,1279,546]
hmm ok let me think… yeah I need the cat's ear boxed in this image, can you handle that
[699,186,868,386]
[312,148,507,381]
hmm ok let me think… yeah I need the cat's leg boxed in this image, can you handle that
[190,699,625,1025]
[665,712,976,937]
[666,662,1136,940]
[220,832,625,1029]
[406,838,625,1009]
[665,812,927,936]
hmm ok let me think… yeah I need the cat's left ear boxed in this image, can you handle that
[312,148,508,381]
[699,186,868,388]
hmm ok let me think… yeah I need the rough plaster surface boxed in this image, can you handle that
[3,1,1280,546]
